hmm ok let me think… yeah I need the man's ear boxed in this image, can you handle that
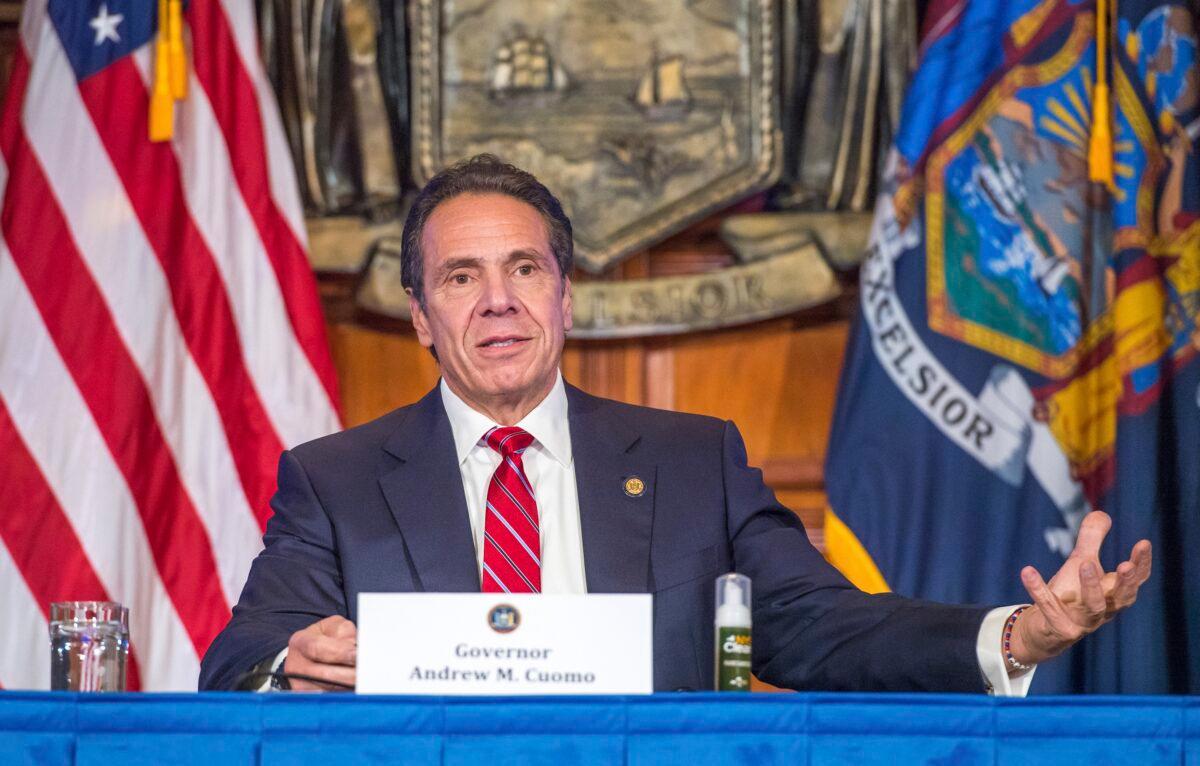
[561,276,573,333]
[408,289,434,348]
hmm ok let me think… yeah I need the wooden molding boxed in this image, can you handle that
[761,458,825,489]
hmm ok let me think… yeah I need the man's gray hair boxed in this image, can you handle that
[400,154,574,305]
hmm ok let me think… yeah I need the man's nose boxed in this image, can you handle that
[477,272,519,316]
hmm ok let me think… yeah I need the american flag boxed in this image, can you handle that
[0,0,341,690]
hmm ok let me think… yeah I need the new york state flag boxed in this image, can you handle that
[825,0,1199,693]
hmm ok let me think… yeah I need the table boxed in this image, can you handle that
[2,691,1197,765]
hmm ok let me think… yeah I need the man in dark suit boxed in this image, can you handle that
[199,155,1152,693]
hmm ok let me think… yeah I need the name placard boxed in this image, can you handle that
[356,593,653,695]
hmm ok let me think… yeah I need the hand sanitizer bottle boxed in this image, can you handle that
[714,573,752,691]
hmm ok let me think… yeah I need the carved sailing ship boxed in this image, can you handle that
[631,52,691,120]
[489,34,571,98]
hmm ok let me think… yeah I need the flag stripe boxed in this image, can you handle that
[0,397,145,691]
[0,199,200,691]
[15,23,263,607]
[0,400,107,610]
[212,0,308,244]
[75,55,283,529]
[0,535,49,690]
[187,0,341,412]
[130,47,339,450]
[0,46,230,658]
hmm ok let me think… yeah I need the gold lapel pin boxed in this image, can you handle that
[623,476,646,497]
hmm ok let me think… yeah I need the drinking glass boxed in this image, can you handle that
[49,601,129,691]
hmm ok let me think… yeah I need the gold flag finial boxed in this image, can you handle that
[149,0,174,141]
[1088,0,1116,189]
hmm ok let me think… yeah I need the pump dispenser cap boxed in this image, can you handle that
[714,573,752,628]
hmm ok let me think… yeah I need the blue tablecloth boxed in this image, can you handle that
[1,691,1197,765]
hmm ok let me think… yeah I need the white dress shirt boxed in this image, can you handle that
[268,372,1034,695]
[440,373,587,594]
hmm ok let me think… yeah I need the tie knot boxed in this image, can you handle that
[485,426,534,457]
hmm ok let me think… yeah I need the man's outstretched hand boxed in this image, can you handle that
[283,615,357,691]
[1007,510,1152,669]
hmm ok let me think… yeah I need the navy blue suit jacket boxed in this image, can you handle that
[200,384,989,692]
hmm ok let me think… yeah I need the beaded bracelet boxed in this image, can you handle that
[1003,606,1034,672]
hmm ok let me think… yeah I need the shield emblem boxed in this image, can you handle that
[408,0,782,273]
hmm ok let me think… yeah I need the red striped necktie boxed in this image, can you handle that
[481,426,541,593]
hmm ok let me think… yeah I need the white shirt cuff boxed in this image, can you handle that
[255,648,289,692]
[977,605,1035,696]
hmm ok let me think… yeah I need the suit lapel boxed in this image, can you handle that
[379,387,480,592]
[568,385,655,593]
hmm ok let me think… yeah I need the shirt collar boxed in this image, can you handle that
[439,372,572,467]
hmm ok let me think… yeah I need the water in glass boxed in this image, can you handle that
[49,602,129,691]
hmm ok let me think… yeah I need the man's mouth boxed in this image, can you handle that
[479,336,529,349]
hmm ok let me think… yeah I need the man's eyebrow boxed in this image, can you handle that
[433,256,482,278]
[504,248,550,264]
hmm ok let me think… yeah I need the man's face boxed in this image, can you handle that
[410,193,572,418]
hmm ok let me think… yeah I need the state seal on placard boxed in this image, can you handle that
[488,604,520,633]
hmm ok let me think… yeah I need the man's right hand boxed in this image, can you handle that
[283,615,357,691]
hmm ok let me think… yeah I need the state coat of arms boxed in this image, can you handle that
[408,0,781,273]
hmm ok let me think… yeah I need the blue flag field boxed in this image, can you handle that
[825,0,1199,693]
